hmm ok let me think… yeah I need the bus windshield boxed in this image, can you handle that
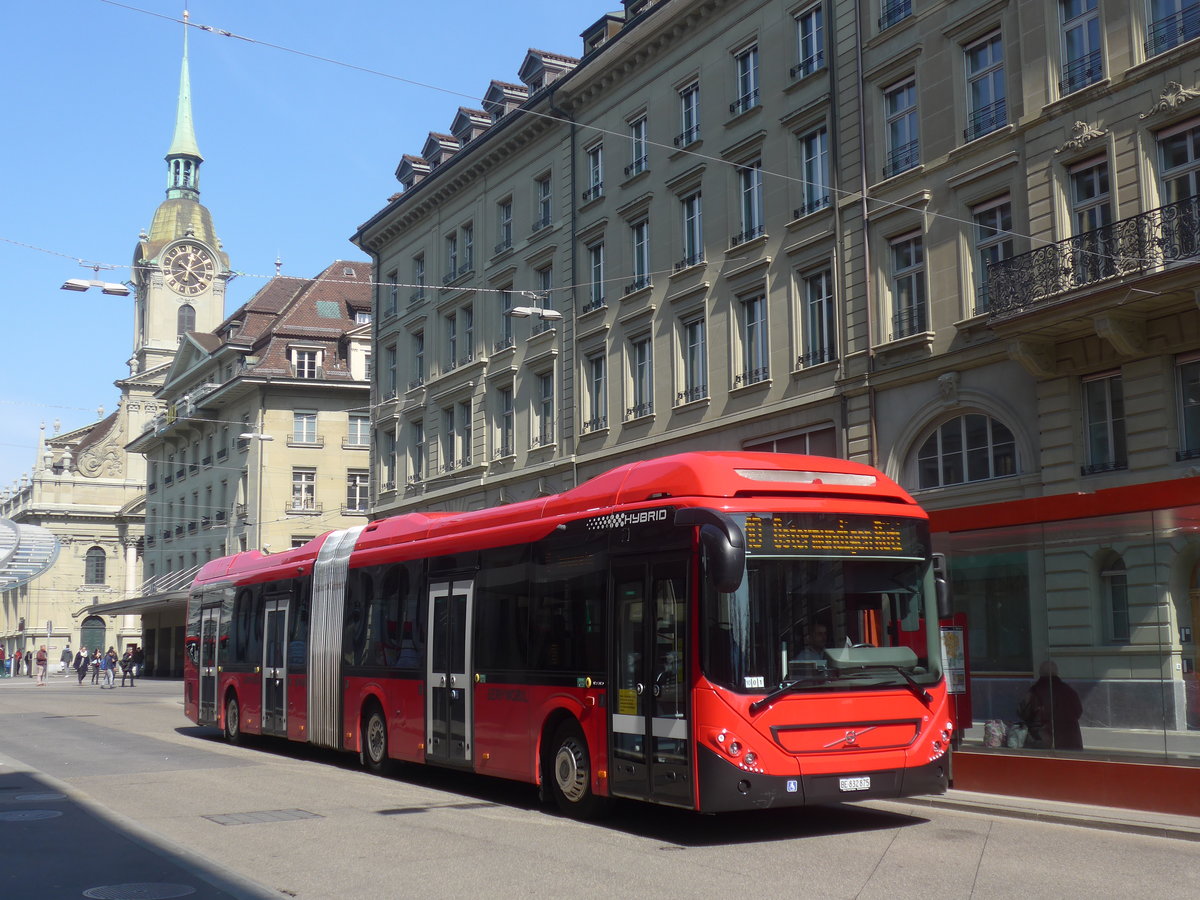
[701,513,941,694]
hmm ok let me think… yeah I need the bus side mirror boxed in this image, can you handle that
[932,553,952,619]
[674,508,745,594]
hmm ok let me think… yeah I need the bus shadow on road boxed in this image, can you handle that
[179,726,928,844]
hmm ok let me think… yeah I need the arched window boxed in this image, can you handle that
[84,547,107,585]
[1101,556,1129,643]
[177,304,196,336]
[916,414,1016,489]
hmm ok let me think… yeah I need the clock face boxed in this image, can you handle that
[163,242,216,295]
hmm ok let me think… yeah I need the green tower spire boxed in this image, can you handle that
[165,16,203,200]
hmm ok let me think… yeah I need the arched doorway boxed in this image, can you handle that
[80,615,106,658]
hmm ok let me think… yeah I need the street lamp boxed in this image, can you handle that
[507,306,563,320]
[60,263,130,296]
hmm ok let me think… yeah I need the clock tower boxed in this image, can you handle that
[130,21,230,375]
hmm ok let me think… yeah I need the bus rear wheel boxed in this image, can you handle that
[224,694,242,746]
[548,720,607,819]
[361,707,390,774]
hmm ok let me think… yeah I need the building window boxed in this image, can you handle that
[412,331,425,387]
[732,44,760,115]
[628,335,654,419]
[497,386,515,457]
[445,312,458,371]
[533,267,555,333]
[442,403,471,471]
[410,422,425,483]
[587,243,605,311]
[1146,0,1200,57]
[797,126,830,216]
[292,410,318,445]
[1159,119,1200,204]
[292,349,319,379]
[679,192,703,270]
[533,372,555,447]
[346,470,369,512]
[1083,372,1127,474]
[916,414,1017,489]
[1060,0,1103,95]
[291,468,317,511]
[444,232,458,283]
[177,303,196,336]
[736,294,769,387]
[497,198,513,252]
[794,4,825,78]
[677,82,700,147]
[880,0,912,30]
[890,232,927,338]
[626,117,648,177]
[884,78,919,178]
[498,288,514,348]
[385,269,398,317]
[534,174,552,231]
[461,224,474,274]
[1070,158,1113,283]
[965,32,1006,142]
[584,143,604,201]
[84,546,106,585]
[680,316,708,403]
[628,220,651,293]
[746,426,837,455]
[1102,556,1130,643]
[734,160,764,245]
[412,254,425,302]
[348,413,370,447]
[583,352,607,432]
[1178,356,1200,459]
[972,197,1014,313]
[801,269,836,367]
[384,343,398,397]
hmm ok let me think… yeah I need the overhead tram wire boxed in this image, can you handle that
[95,0,1154,275]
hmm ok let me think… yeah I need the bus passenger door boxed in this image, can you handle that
[262,595,289,736]
[426,579,474,767]
[610,558,692,808]
[197,605,221,726]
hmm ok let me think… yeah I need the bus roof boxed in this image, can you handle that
[193,452,919,587]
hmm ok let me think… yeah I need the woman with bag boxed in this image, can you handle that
[1018,660,1084,749]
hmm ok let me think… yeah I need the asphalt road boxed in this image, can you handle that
[1,676,1196,899]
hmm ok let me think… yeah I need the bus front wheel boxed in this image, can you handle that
[548,720,607,819]
[362,706,390,774]
[224,694,241,746]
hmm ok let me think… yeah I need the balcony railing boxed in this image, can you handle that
[493,336,515,353]
[582,183,604,202]
[879,0,912,30]
[674,253,705,272]
[986,195,1200,316]
[580,416,608,434]
[531,214,553,233]
[287,434,325,448]
[729,88,760,116]
[494,235,512,254]
[624,275,652,295]
[883,140,920,179]
[1146,5,1200,57]
[892,305,928,339]
[625,402,654,420]
[734,367,769,388]
[794,195,831,219]
[1059,49,1104,95]
[286,500,323,515]
[730,224,765,248]
[624,156,648,178]
[797,346,837,368]
[964,97,1006,142]
[674,125,699,147]
[582,297,607,314]
[677,385,708,404]
[409,288,426,304]
[791,50,825,79]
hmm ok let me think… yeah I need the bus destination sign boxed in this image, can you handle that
[745,513,924,558]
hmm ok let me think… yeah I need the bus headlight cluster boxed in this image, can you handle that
[713,730,763,772]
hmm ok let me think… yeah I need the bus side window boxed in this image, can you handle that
[476,546,530,671]
[343,569,372,666]
[288,579,310,672]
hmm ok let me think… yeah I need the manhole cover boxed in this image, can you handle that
[14,792,65,802]
[83,885,196,900]
[0,809,63,822]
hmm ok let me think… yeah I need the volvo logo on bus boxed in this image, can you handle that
[586,508,669,531]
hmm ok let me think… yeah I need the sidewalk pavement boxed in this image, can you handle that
[884,788,1200,842]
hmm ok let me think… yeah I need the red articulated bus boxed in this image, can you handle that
[184,451,953,816]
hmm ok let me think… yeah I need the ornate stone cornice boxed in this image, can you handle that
[1140,82,1200,120]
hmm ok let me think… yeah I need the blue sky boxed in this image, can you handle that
[0,0,613,485]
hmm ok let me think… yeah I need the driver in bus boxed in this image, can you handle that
[795,622,829,664]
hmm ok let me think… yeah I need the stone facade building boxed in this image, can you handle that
[353,0,1200,772]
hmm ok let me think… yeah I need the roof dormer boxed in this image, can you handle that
[517,49,579,94]
[581,12,626,55]
[482,81,529,122]
[395,154,431,191]
[421,132,461,168]
[450,107,491,146]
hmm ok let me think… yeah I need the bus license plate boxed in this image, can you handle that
[839,776,871,792]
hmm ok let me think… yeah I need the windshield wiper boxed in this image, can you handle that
[839,664,930,704]
[749,673,839,714]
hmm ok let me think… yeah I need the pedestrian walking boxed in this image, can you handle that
[102,647,118,689]
[60,643,72,676]
[133,644,145,678]
[0,645,7,678]
[74,647,89,684]
[90,649,101,685]
[35,645,48,685]
[13,648,23,678]
[25,647,34,677]
[120,647,135,687]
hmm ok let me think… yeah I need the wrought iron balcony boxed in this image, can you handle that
[730,225,765,248]
[1146,5,1200,57]
[677,386,708,404]
[674,253,705,272]
[625,402,654,420]
[729,89,760,116]
[964,97,1006,142]
[986,195,1200,316]
[674,125,699,147]
[879,0,912,30]
[797,346,837,368]
[1059,50,1104,95]
[582,297,607,314]
[791,51,825,80]
[883,140,919,179]
[892,305,927,339]
[794,196,831,219]
[581,183,604,202]
[734,367,769,388]
[580,416,608,434]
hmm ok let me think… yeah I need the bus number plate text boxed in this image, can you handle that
[839,776,871,792]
